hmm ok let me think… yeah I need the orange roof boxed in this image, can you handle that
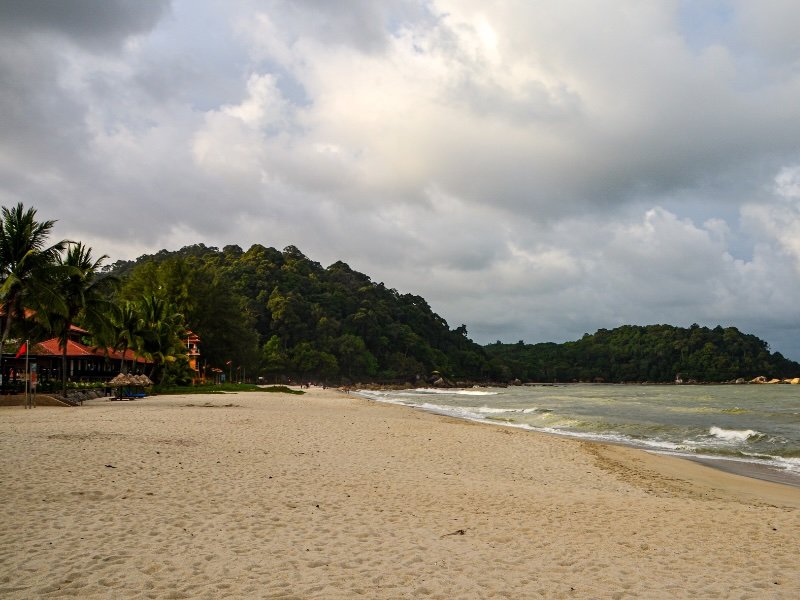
[31,338,150,363]
[33,338,96,357]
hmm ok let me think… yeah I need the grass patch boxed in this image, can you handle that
[260,385,305,395]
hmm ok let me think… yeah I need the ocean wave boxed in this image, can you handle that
[485,416,516,423]
[473,406,516,414]
[397,388,499,397]
[387,388,500,397]
[418,401,463,413]
[680,406,719,414]
[530,427,685,451]
[775,457,800,473]
[473,406,547,415]
[416,402,507,421]
[708,426,764,442]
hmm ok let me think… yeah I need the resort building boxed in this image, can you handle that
[2,325,150,393]
[186,331,202,384]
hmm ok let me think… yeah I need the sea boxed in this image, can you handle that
[356,384,800,487]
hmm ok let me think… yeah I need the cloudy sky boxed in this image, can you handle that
[2,1,800,359]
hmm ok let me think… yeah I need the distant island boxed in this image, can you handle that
[107,244,800,386]
[484,324,800,384]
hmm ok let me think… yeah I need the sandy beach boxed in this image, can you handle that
[1,388,798,599]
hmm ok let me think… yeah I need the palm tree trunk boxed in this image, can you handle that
[61,344,68,396]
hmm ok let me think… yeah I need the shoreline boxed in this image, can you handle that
[685,454,800,488]
[355,389,800,498]
[356,385,800,490]
[2,388,798,598]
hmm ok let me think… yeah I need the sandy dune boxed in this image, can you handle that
[1,388,798,599]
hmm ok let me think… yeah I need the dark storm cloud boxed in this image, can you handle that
[0,0,173,191]
[0,0,171,49]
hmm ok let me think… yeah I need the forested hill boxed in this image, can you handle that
[107,245,798,385]
[484,324,800,383]
[106,243,489,382]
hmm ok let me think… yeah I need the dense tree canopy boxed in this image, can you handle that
[107,246,800,385]
[485,324,800,383]
[108,243,489,383]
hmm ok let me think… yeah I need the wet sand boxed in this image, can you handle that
[1,388,798,598]
[686,455,800,488]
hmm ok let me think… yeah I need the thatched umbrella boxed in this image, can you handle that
[109,373,136,387]
[133,374,153,386]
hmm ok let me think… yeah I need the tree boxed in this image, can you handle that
[0,203,69,391]
[120,256,261,377]
[181,263,259,376]
[52,242,117,394]
[334,334,378,379]
[138,294,187,385]
[261,335,288,383]
[111,301,144,374]
[105,242,491,384]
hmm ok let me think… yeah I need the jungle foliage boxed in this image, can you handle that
[107,245,800,384]
[107,243,489,383]
[484,324,800,383]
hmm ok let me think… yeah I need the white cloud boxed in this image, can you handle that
[774,166,800,199]
[2,0,800,359]
[740,166,800,273]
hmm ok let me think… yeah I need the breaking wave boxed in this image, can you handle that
[708,426,764,443]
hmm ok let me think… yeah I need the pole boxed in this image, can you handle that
[30,363,37,408]
[24,339,30,409]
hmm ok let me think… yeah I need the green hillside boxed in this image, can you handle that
[108,244,489,383]
[484,324,800,383]
[108,246,799,385]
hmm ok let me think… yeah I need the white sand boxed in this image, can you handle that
[1,388,798,599]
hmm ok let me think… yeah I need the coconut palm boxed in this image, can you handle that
[0,203,69,391]
[52,242,118,395]
[111,300,144,374]
[138,294,187,384]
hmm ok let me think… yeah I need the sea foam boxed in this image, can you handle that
[403,388,498,396]
[709,426,762,442]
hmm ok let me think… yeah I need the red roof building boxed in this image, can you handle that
[0,310,151,392]
[3,333,150,392]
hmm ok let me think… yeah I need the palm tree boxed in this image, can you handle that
[0,203,69,391]
[112,300,144,374]
[52,242,118,395]
[138,294,186,384]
